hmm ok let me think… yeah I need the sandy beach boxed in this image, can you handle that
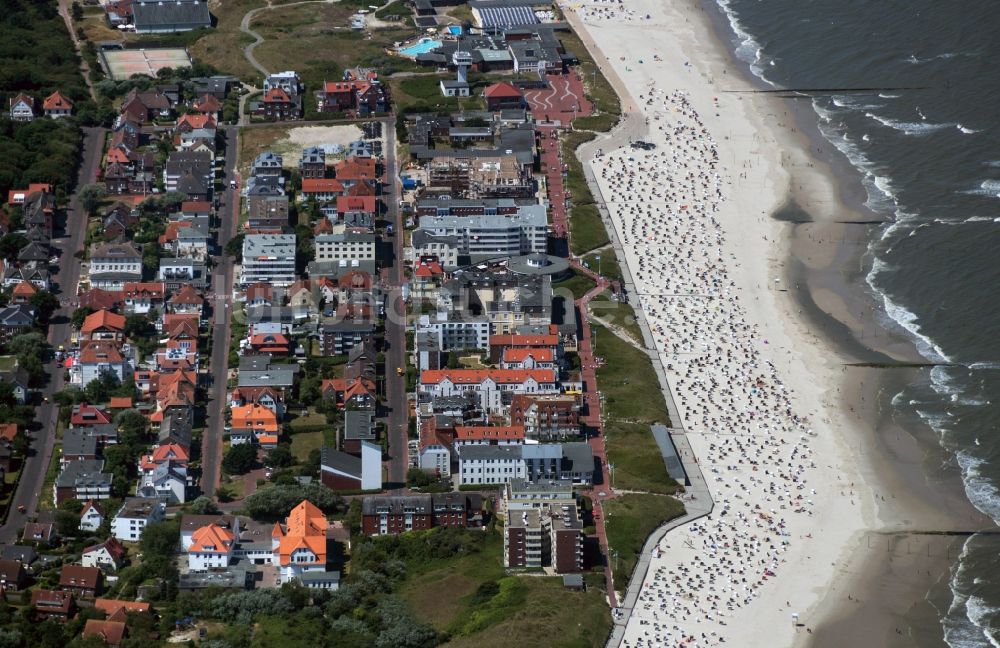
[557,0,992,645]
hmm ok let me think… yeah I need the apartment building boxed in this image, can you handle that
[314,231,377,262]
[240,234,296,287]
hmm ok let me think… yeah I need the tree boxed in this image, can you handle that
[264,446,295,468]
[70,306,94,329]
[139,519,180,559]
[406,467,433,488]
[124,314,155,341]
[78,184,106,215]
[28,291,59,326]
[242,483,343,519]
[0,235,27,263]
[224,233,245,260]
[222,443,256,475]
[6,332,48,359]
[71,2,84,21]
[141,243,161,272]
[187,495,219,515]
[114,410,149,447]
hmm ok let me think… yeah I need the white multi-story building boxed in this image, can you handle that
[457,445,525,486]
[416,312,490,351]
[314,231,377,262]
[415,205,547,259]
[420,444,451,476]
[418,368,559,415]
[240,234,296,287]
[111,497,166,542]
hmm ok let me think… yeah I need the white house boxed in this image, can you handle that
[76,341,133,387]
[81,538,126,571]
[457,445,525,486]
[420,444,451,477]
[137,461,187,504]
[416,312,491,352]
[418,369,559,415]
[79,501,105,532]
[111,497,166,542]
[187,523,235,572]
[314,231,377,262]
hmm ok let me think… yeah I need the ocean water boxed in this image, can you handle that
[706,0,1000,645]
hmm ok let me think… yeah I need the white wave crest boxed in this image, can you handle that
[960,180,1000,199]
[955,451,1000,524]
[714,0,770,83]
[864,111,955,135]
[865,273,951,363]
[944,538,1000,648]
[957,124,983,134]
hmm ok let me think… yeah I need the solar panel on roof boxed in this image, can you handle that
[477,6,538,27]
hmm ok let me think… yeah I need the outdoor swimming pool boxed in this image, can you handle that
[398,38,442,56]
[447,25,462,35]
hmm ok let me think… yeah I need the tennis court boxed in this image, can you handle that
[101,48,193,80]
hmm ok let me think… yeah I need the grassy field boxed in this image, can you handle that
[581,250,621,284]
[559,130,609,255]
[0,356,17,370]
[374,0,409,20]
[399,532,612,647]
[604,494,685,584]
[237,125,292,176]
[390,74,485,115]
[289,430,324,461]
[605,421,680,494]
[591,322,669,424]
[552,270,597,301]
[250,2,423,113]
[191,0,267,82]
[287,409,328,433]
[568,204,609,255]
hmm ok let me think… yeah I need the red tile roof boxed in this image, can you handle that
[83,619,126,645]
[419,369,557,385]
[454,425,525,441]
[43,91,73,111]
[301,178,345,194]
[502,347,554,363]
[81,309,126,334]
[484,81,523,99]
[336,195,376,213]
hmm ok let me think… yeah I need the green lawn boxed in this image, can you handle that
[604,494,686,585]
[375,0,409,20]
[287,409,328,433]
[581,251,621,284]
[289,430,324,461]
[399,531,612,647]
[605,421,680,494]
[591,322,669,424]
[552,270,597,301]
[568,204,610,255]
[0,356,17,370]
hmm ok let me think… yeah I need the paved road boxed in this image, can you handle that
[381,117,408,490]
[0,127,105,543]
[200,126,241,498]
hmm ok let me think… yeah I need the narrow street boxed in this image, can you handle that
[200,126,241,498]
[0,127,105,543]
[381,116,409,491]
